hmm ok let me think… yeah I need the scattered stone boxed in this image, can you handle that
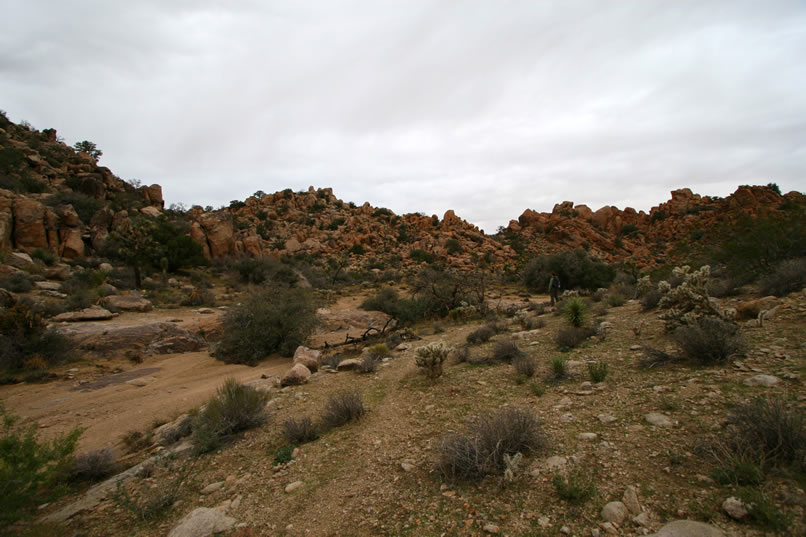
[577,432,598,441]
[292,346,321,373]
[201,481,224,494]
[100,295,153,313]
[6,252,34,269]
[630,345,642,351]
[125,376,155,387]
[736,296,779,319]
[400,461,416,472]
[537,516,551,529]
[722,497,749,520]
[281,364,311,387]
[98,262,114,272]
[601,501,628,525]
[560,526,570,535]
[622,486,642,515]
[336,358,362,371]
[44,264,72,280]
[482,523,500,534]
[743,374,780,387]
[285,481,303,493]
[645,412,673,428]
[632,512,650,527]
[52,306,115,322]
[647,520,725,537]
[544,456,567,470]
[597,414,617,424]
[167,507,236,537]
[34,281,62,291]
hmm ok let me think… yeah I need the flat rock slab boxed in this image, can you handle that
[743,374,780,387]
[645,412,673,427]
[52,307,115,322]
[70,368,161,392]
[167,507,236,537]
[100,295,153,312]
[647,520,725,537]
[57,322,204,355]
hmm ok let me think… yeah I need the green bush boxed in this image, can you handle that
[445,238,463,255]
[758,258,806,297]
[0,303,74,371]
[233,256,297,286]
[46,191,103,224]
[523,250,615,293]
[552,469,596,504]
[588,361,608,382]
[436,407,547,481]
[191,378,269,454]
[606,293,626,307]
[1,405,81,528]
[214,288,317,364]
[30,248,56,266]
[673,317,745,365]
[409,248,435,264]
[273,444,295,464]
[0,272,34,293]
[564,297,587,327]
[550,356,569,380]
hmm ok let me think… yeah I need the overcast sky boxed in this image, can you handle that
[2,1,805,233]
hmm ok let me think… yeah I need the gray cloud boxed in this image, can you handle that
[2,1,804,232]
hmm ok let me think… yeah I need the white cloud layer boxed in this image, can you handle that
[2,1,805,232]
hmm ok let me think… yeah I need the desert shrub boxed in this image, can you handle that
[357,354,379,374]
[492,339,522,363]
[46,191,103,224]
[452,344,470,363]
[563,297,587,327]
[233,256,297,286]
[758,258,806,297]
[552,469,596,504]
[530,382,546,396]
[737,488,792,532]
[0,303,74,371]
[436,407,547,481]
[466,325,495,345]
[273,444,295,464]
[368,343,390,359]
[554,326,594,350]
[0,272,34,293]
[588,361,608,382]
[321,390,366,429]
[640,288,662,311]
[607,293,626,307]
[414,342,450,379]
[191,378,269,454]
[111,454,194,521]
[0,405,81,528]
[360,287,428,324]
[432,320,445,334]
[73,448,117,481]
[527,301,549,315]
[283,417,318,445]
[30,248,56,266]
[214,287,317,364]
[725,397,805,471]
[707,277,742,298]
[513,354,537,378]
[523,249,615,293]
[121,429,153,453]
[550,356,569,380]
[180,288,217,307]
[673,317,745,365]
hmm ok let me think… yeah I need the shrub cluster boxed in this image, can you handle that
[283,417,319,445]
[513,354,537,378]
[555,326,595,350]
[523,249,615,293]
[0,303,74,371]
[758,258,806,297]
[321,390,366,429]
[214,287,317,364]
[73,448,117,481]
[673,317,746,365]
[492,339,522,363]
[436,407,547,481]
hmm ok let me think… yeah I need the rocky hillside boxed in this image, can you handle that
[0,113,163,259]
[505,185,806,268]
[2,112,803,273]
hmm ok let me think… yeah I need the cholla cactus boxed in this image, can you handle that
[657,265,733,331]
[503,452,523,481]
[414,342,451,379]
[636,275,654,297]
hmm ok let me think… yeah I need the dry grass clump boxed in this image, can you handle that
[321,390,366,430]
[73,448,118,482]
[726,397,805,470]
[436,407,547,481]
[283,417,319,445]
[192,378,270,454]
[587,361,608,383]
[466,325,495,345]
[357,354,380,374]
[513,354,537,378]
[759,258,806,297]
[555,326,595,350]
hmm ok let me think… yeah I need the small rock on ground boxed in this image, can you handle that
[647,520,725,537]
[743,374,780,387]
[600,501,628,524]
[722,496,749,520]
[167,507,236,537]
[645,412,673,427]
[285,481,303,493]
[482,523,500,534]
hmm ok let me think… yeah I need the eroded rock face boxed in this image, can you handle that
[13,198,49,251]
[293,346,321,373]
[197,212,236,258]
[56,322,205,355]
